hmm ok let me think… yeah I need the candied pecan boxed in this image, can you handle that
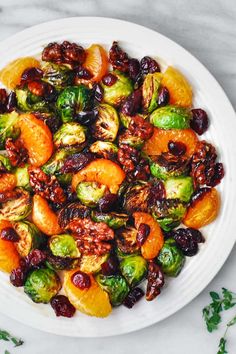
[129,115,154,141]
[27,80,45,96]
[154,152,190,175]
[29,167,65,204]
[58,202,90,229]
[5,138,28,167]
[0,189,21,203]
[61,152,95,174]
[42,42,62,63]
[109,41,129,72]
[61,41,86,65]
[146,261,164,301]
[118,144,140,173]
[67,218,114,256]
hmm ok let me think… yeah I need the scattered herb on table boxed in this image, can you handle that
[0,328,24,353]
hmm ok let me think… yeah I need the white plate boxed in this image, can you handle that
[0,17,235,338]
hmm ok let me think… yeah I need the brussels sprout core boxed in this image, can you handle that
[120,255,147,287]
[76,181,107,207]
[49,234,80,258]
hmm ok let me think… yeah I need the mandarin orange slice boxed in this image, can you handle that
[83,44,108,82]
[0,220,20,273]
[0,173,16,193]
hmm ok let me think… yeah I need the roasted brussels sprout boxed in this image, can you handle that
[53,122,86,149]
[157,238,185,277]
[150,153,189,181]
[0,188,31,221]
[46,254,79,271]
[42,148,76,176]
[79,254,109,273]
[42,62,74,89]
[150,105,191,129]
[57,173,72,186]
[101,71,133,106]
[118,130,144,149]
[14,164,31,190]
[76,181,107,207]
[96,274,129,306]
[56,85,91,123]
[120,255,147,287]
[123,181,151,214]
[89,141,118,159]
[13,221,44,257]
[0,154,12,172]
[16,88,49,112]
[49,234,80,258]
[24,268,61,303]
[119,113,148,129]
[151,199,187,232]
[91,211,129,229]
[142,72,162,113]
[92,104,119,142]
[0,111,20,149]
[115,226,139,255]
[164,176,194,203]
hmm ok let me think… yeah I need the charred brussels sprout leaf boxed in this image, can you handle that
[118,130,144,149]
[0,111,20,149]
[91,211,129,229]
[16,88,49,112]
[79,254,109,274]
[14,164,31,190]
[46,254,79,271]
[164,176,194,203]
[76,181,107,207]
[56,85,91,123]
[115,226,139,255]
[42,148,77,175]
[49,234,80,258]
[92,104,119,142]
[150,105,191,129]
[101,71,133,106]
[13,220,44,257]
[53,122,86,149]
[157,238,185,277]
[119,112,132,128]
[150,153,189,181]
[42,62,74,89]
[120,255,147,287]
[142,73,162,113]
[96,274,129,306]
[123,181,151,214]
[89,141,118,159]
[0,188,31,221]
[24,268,61,303]
[0,154,12,172]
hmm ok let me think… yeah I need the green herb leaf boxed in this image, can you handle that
[227,315,236,328]
[0,329,23,347]
[217,337,228,354]
[5,350,10,354]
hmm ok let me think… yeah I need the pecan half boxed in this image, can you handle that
[109,41,129,72]
[146,261,164,301]
[42,41,86,66]
[129,116,153,141]
[5,138,28,167]
[118,144,140,173]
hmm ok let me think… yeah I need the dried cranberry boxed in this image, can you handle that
[123,287,144,308]
[136,223,150,246]
[5,138,28,167]
[120,90,142,116]
[209,163,224,187]
[76,109,98,126]
[132,159,150,181]
[6,92,17,112]
[0,89,7,113]
[102,73,118,86]
[109,41,129,72]
[75,66,93,80]
[50,295,76,317]
[25,249,46,268]
[101,256,120,276]
[128,58,141,80]
[146,262,164,301]
[34,112,61,134]
[168,141,187,156]
[43,83,57,102]
[0,227,19,242]
[141,56,160,75]
[46,254,77,270]
[93,83,104,102]
[20,67,43,85]
[10,267,27,287]
[172,228,205,256]
[158,86,170,107]
[190,109,209,135]
[61,152,95,174]
[98,193,118,212]
[71,271,91,290]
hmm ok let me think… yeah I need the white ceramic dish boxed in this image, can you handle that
[0,17,235,337]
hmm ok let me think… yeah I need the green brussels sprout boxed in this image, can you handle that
[56,85,91,123]
[150,154,189,181]
[92,104,119,142]
[91,211,129,229]
[150,105,191,129]
[157,238,185,277]
[89,141,118,159]
[0,188,31,221]
[151,199,187,231]
[0,111,20,149]
[13,221,45,257]
[96,274,129,306]
[142,72,162,113]
[42,62,74,89]
[53,122,86,149]
[123,181,151,214]
[118,130,144,149]
[79,254,109,274]
[0,154,12,172]
[76,181,107,207]
[115,226,139,255]
[101,71,133,106]
[49,234,80,258]
[120,255,147,287]
[15,88,49,112]
[164,176,194,203]
[57,173,72,186]
[42,148,76,175]
[24,268,61,303]
[14,164,31,190]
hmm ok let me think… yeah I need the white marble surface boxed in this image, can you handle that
[0,0,235,353]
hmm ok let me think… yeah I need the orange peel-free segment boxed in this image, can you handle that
[0,220,20,273]
[32,195,62,236]
[83,44,108,82]
[143,127,198,157]
[0,57,40,90]
[18,114,53,167]
[64,270,112,317]
[183,188,220,229]
[133,212,164,260]
[0,173,17,193]
[162,66,193,107]
[72,159,125,194]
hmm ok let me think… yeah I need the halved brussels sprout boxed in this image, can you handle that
[115,226,139,255]
[76,181,107,207]
[56,85,91,123]
[42,148,77,175]
[118,130,144,149]
[14,164,31,190]
[0,154,12,172]
[151,199,187,232]
[123,181,151,214]
[164,176,194,203]
[91,211,129,229]
[157,238,185,277]
[119,113,148,129]
[150,154,189,181]
[150,105,191,129]
[42,62,74,89]
[0,188,31,221]
[89,141,118,159]
[13,221,44,257]
[92,104,119,142]
[79,254,109,274]
[102,71,133,106]
[16,88,49,112]
[46,254,79,271]
[49,234,80,258]
[0,111,20,149]
[142,72,162,113]
[24,268,61,303]
[120,255,147,287]
[53,122,86,149]
[96,274,130,306]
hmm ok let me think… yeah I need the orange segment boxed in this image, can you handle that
[18,114,53,167]
[133,212,164,260]
[143,127,198,157]
[0,173,16,193]
[162,66,192,107]
[183,188,220,229]
[72,159,125,194]
[83,44,108,82]
[0,220,20,273]
[0,57,40,90]
[64,269,112,317]
[32,195,62,236]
